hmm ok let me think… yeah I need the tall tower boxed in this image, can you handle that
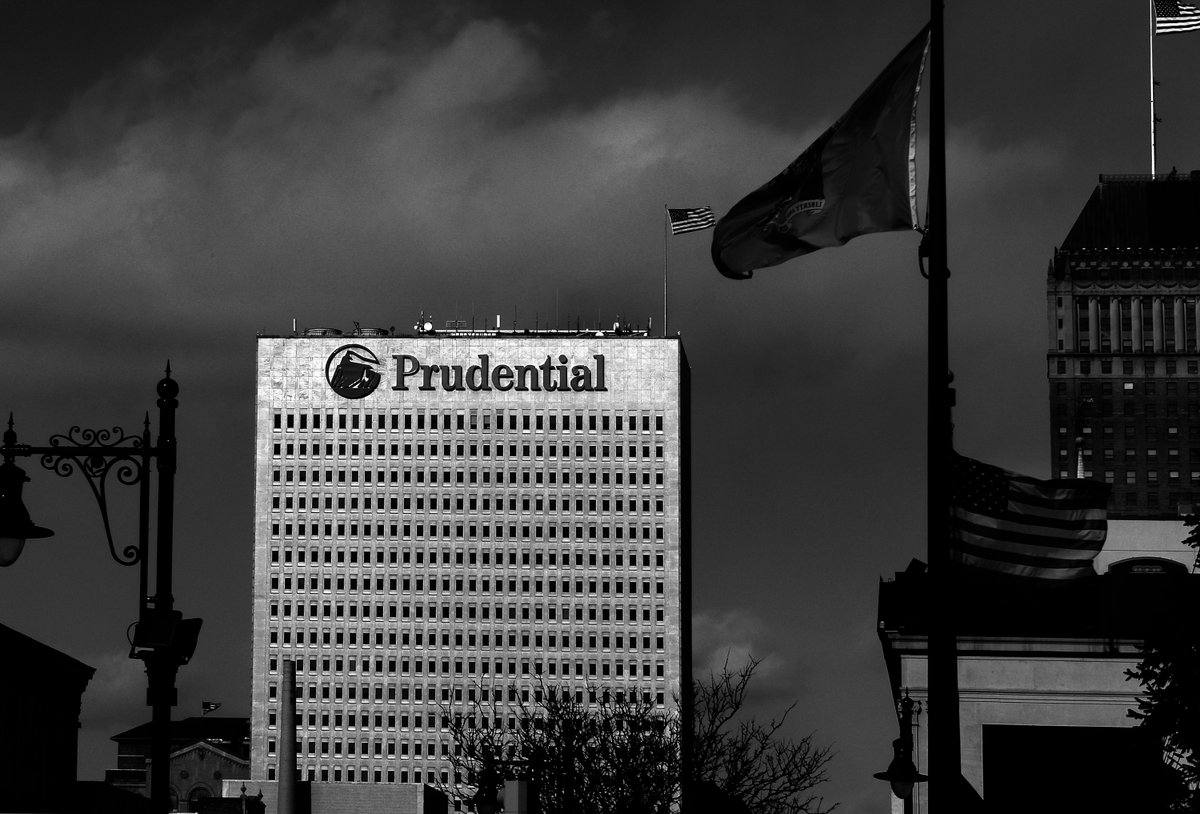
[250,325,690,792]
[1047,171,1200,517]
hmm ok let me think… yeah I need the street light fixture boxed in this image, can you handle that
[0,457,54,566]
[874,691,927,803]
[0,369,200,814]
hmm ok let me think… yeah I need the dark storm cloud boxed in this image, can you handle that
[3,3,1200,813]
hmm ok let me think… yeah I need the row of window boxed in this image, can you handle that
[268,632,668,668]
[264,766,443,786]
[1060,444,1198,459]
[266,658,666,705]
[273,546,665,569]
[269,598,665,625]
[271,579,666,603]
[268,655,667,680]
[269,544,666,567]
[273,571,667,593]
[271,464,664,486]
[275,495,665,514]
[269,592,667,621]
[270,522,667,542]
[1052,358,1200,376]
[273,490,663,516]
[1056,423,1187,440]
[1063,468,1199,485]
[272,441,668,461]
[273,410,667,434]
[269,604,663,645]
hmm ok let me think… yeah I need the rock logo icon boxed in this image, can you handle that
[325,345,382,399]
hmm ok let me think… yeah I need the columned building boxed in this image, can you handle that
[251,325,690,795]
[1047,171,1200,515]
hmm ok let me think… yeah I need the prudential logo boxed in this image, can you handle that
[325,345,382,399]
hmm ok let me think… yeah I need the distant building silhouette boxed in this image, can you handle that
[107,717,249,811]
[0,623,95,812]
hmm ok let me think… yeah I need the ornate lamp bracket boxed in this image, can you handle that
[33,422,152,567]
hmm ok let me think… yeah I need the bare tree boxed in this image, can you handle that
[689,657,836,814]
[444,684,678,814]
[444,660,835,814]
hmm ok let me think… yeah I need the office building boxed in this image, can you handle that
[251,325,690,792]
[1047,171,1200,515]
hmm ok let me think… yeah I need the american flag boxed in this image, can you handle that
[950,454,1110,580]
[1155,0,1200,33]
[667,207,716,235]
[202,700,222,714]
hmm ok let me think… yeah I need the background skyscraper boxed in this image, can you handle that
[1047,171,1200,516]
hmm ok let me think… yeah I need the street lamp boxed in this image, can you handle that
[874,691,927,804]
[0,457,54,566]
[0,370,201,814]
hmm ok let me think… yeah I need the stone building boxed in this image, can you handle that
[1047,171,1200,515]
[878,171,1200,812]
[107,717,249,811]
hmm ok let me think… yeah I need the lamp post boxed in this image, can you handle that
[874,691,927,810]
[0,370,201,814]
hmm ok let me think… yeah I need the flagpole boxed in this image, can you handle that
[663,206,670,336]
[1150,0,1157,175]
[927,1,960,809]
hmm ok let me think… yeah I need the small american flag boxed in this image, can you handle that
[667,207,716,235]
[1155,0,1200,33]
[950,454,1110,580]
[202,701,222,714]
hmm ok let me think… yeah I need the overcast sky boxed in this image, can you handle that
[2,2,1199,811]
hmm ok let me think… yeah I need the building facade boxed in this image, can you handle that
[877,546,1193,814]
[0,624,95,812]
[251,327,690,792]
[1047,171,1200,516]
[107,717,250,810]
[875,171,1200,812]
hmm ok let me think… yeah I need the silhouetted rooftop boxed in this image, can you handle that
[1059,171,1200,251]
[878,559,1197,643]
[112,716,248,746]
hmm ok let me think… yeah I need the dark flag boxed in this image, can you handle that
[950,454,1110,581]
[711,26,930,279]
[202,701,222,714]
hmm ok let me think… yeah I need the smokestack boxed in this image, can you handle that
[278,660,297,814]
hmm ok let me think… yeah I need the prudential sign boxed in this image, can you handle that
[325,347,608,399]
